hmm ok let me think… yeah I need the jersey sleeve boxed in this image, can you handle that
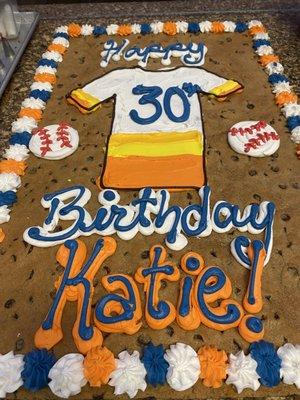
[66,69,124,114]
[190,68,243,100]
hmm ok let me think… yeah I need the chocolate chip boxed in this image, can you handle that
[161,281,167,289]
[70,73,78,78]
[235,287,241,294]
[281,213,291,221]
[292,182,299,189]
[123,251,129,256]
[210,250,217,257]
[50,289,56,299]
[271,166,279,172]
[103,266,111,275]
[265,295,271,301]
[249,169,257,176]
[193,334,204,341]
[277,249,283,256]
[29,296,34,303]
[11,254,17,262]
[27,245,34,254]
[92,394,104,400]
[4,299,15,308]
[247,103,255,109]
[166,326,174,337]
[231,155,239,161]
[137,334,151,346]
[279,184,287,189]
[253,193,261,202]
[186,192,192,200]
[261,314,267,320]
[141,250,149,259]
[12,313,19,319]
[27,269,34,280]
[90,177,96,185]
[274,312,280,320]
[287,241,293,248]
[87,156,94,161]
[15,338,24,351]
[233,339,242,351]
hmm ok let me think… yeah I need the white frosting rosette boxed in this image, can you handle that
[223,21,236,32]
[150,21,164,34]
[226,351,260,394]
[253,32,270,40]
[199,21,212,33]
[4,144,30,162]
[21,97,46,110]
[278,343,300,388]
[0,351,24,398]
[248,20,263,28]
[131,23,141,34]
[55,25,68,34]
[164,342,200,391]
[48,353,87,398]
[272,82,292,94]
[265,61,284,75]
[42,50,63,63]
[0,205,11,224]
[106,24,119,35]
[282,103,300,118]
[176,21,188,33]
[0,173,21,192]
[11,116,37,133]
[35,65,57,75]
[256,45,273,56]
[52,37,69,48]
[30,81,53,92]
[81,24,93,36]
[291,126,300,143]
[109,350,147,398]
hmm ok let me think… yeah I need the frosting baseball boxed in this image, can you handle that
[228,120,280,157]
[29,122,79,160]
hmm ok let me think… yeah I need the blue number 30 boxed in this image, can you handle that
[129,85,191,125]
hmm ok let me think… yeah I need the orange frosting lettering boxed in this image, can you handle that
[35,238,116,354]
[135,244,180,330]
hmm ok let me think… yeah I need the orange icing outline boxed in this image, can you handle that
[83,346,116,387]
[0,159,27,175]
[35,237,116,354]
[194,266,244,330]
[94,273,142,335]
[135,244,180,329]
[238,314,265,342]
[243,242,266,314]
[198,345,228,388]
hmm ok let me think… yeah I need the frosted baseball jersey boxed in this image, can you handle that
[67,66,242,189]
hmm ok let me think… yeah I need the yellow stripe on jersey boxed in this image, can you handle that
[107,131,203,158]
[209,80,242,97]
[67,88,101,112]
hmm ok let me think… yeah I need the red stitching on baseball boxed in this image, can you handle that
[57,122,72,149]
[32,127,53,156]
[244,130,279,153]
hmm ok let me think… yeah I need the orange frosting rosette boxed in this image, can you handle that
[163,21,177,36]
[275,91,298,107]
[0,160,26,176]
[34,73,57,85]
[198,345,228,388]
[211,21,225,33]
[0,228,5,243]
[259,54,279,67]
[68,23,81,37]
[19,108,42,121]
[118,24,132,36]
[249,25,267,35]
[83,346,116,387]
[48,43,67,54]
